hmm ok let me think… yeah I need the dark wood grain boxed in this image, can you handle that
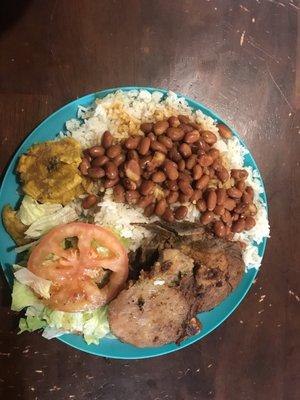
[0,1,299,399]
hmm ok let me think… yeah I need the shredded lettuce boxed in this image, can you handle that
[11,280,43,311]
[11,279,109,345]
[19,316,47,333]
[18,195,62,226]
[14,267,52,299]
[24,204,78,239]
[15,239,40,254]
[42,326,68,339]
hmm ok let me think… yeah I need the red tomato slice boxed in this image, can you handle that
[28,222,128,312]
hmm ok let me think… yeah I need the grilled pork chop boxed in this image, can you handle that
[108,249,200,347]
[109,222,244,347]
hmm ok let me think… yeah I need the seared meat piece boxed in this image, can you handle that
[129,221,209,278]
[179,238,244,311]
[110,222,245,347]
[108,278,191,348]
[132,221,245,312]
[108,249,200,347]
[153,248,195,283]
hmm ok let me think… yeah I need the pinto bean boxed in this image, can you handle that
[178,180,193,196]
[214,205,225,216]
[245,186,254,201]
[137,195,154,209]
[200,211,214,225]
[124,136,141,150]
[244,216,256,230]
[184,130,200,144]
[168,146,182,162]
[214,221,226,237]
[89,146,105,158]
[139,180,155,195]
[127,149,139,161]
[185,154,197,170]
[216,188,227,205]
[158,135,173,149]
[103,177,119,188]
[113,185,125,202]
[236,180,246,192]
[82,194,98,209]
[162,207,175,222]
[166,191,179,204]
[178,159,186,171]
[190,189,202,203]
[140,122,153,134]
[155,199,167,216]
[92,155,109,167]
[178,115,190,124]
[152,151,166,166]
[178,193,190,204]
[126,190,140,205]
[224,198,236,211]
[231,169,249,180]
[87,167,105,179]
[179,143,192,158]
[217,123,233,139]
[123,178,137,191]
[144,203,156,217]
[174,206,188,220]
[138,137,151,155]
[207,148,220,160]
[199,154,214,167]
[165,163,179,181]
[232,218,246,233]
[206,190,217,211]
[105,161,118,180]
[114,153,126,167]
[106,144,122,159]
[227,187,243,199]
[168,116,180,127]
[165,180,178,191]
[151,171,166,183]
[151,140,168,154]
[196,199,207,212]
[216,167,229,182]
[147,132,156,141]
[166,127,185,141]
[154,120,169,135]
[202,131,217,145]
[195,174,210,190]
[102,131,113,149]
[79,158,91,175]
[124,159,141,182]
[193,164,203,180]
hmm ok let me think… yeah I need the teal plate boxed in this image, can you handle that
[0,87,268,359]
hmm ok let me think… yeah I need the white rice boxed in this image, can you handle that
[94,189,156,251]
[64,89,270,270]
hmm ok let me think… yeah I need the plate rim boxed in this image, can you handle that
[0,86,268,359]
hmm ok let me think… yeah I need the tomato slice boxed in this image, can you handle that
[28,222,128,312]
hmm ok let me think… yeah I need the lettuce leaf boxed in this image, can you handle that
[19,316,47,333]
[14,267,52,299]
[11,280,109,345]
[18,195,63,226]
[11,280,43,311]
[24,204,78,239]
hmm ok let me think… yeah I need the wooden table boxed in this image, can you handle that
[0,1,299,399]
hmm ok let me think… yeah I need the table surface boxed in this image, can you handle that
[0,1,299,399]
